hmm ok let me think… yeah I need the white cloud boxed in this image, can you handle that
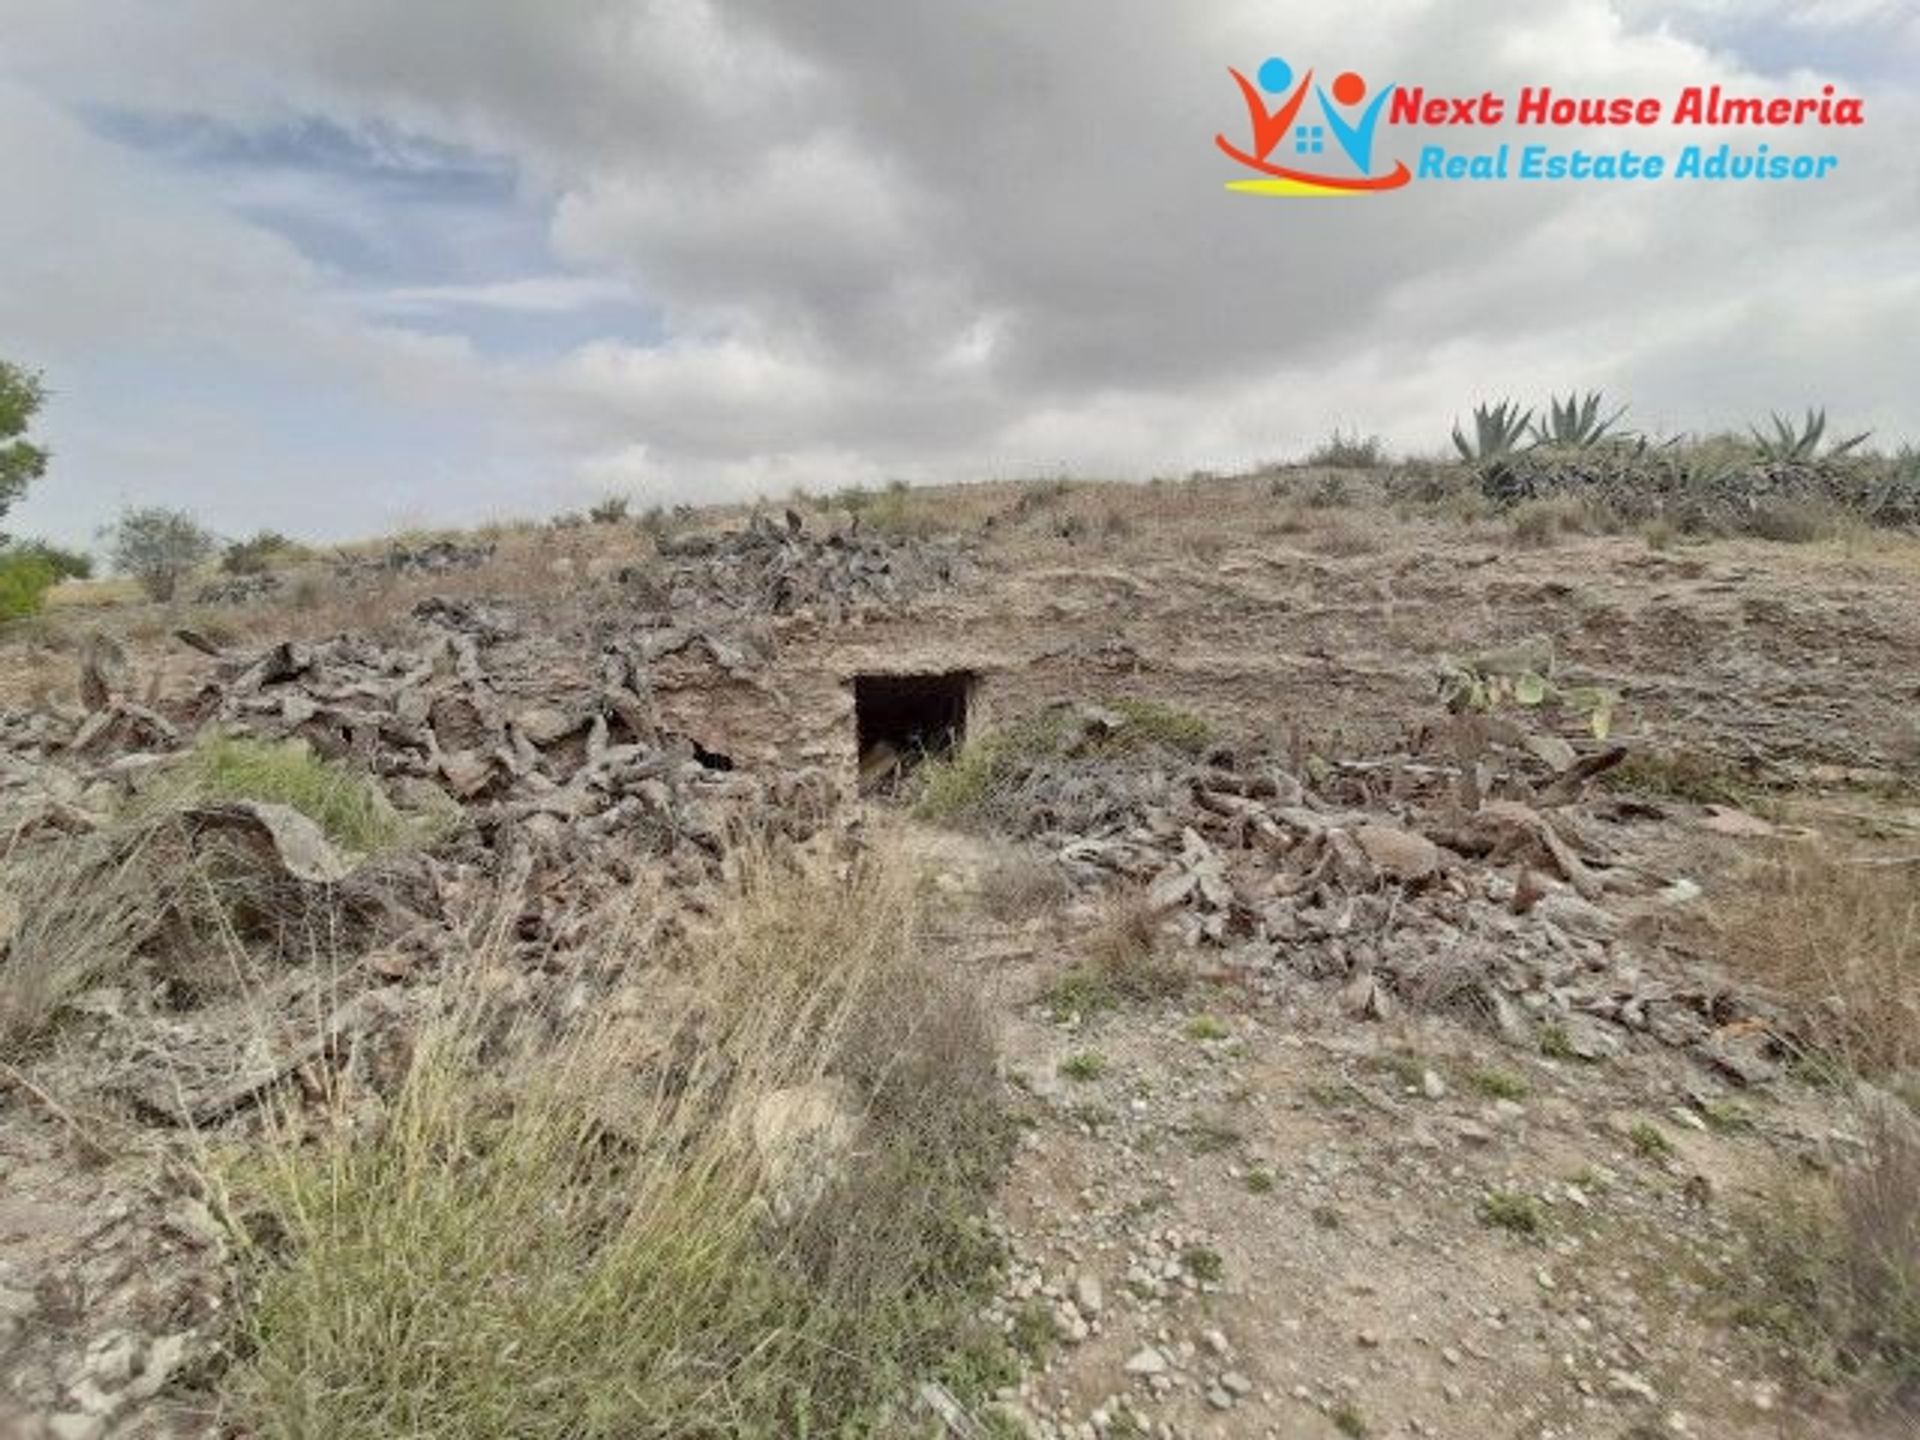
[370,275,638,315]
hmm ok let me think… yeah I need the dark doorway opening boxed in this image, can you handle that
[854,671,973,791]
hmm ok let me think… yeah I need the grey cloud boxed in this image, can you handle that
[0,0,1913,543]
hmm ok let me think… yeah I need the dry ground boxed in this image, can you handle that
[3,466,1918,1439]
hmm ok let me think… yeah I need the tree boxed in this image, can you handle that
[0,361,51,537]
[106,506,216,600]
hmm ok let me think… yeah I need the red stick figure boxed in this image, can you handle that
[1227,56,1314,162]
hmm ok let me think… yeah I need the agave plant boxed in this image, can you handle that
[1529,390,1630,449]
[1452,400,1535,462]
[1750,407,1872,463]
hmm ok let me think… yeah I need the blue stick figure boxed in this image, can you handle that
[1316,71,1396,175]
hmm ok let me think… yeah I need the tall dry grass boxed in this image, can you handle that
[1717,850,1920,1078]
[1737,1104,1920,1415]
[212,841,1013,1440]
[0,823,183,1053]
[1721,848,1920,1415]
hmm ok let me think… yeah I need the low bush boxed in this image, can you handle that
[1042,891,1186,1020]
[1605,748,1770,810]
[1305,429,1387,469]
[916,700,1213,831]
[587,496,630,524]
[222,531,302,575]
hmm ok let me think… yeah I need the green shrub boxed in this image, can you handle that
[588,496,630,524]
[1478,1190,1544,1237]
[1105,698,1212,754]
[1181,1245,1225,1283]
[7,539,92,580]
[1058,1051,1107,1082]
[0,552,57,619]
[1628,1121,1673,1159]
[222,531,301,575]
[1465,1066,1529,1100]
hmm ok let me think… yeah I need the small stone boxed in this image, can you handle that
[1357,1329,1382,1348]
[124,1332,190,1403]
[88,1333,138,1386]
[1075,1273,1105,1317]
[1607,1369,1659,1405]
[1201,1327,1230,1356]
[1124,1346,1169,1377]
[48,1416,106,1440]
[1421,1069,1447,1100]
[1206,1386,1234,1410]
[1220,1371,1253,1396]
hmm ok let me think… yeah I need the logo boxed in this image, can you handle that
[1216,55,1411,196]
[1219,56,1864,196]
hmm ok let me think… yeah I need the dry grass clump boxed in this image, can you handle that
[1735,1104,1920,1415]
[1607,747,1772,810]
[0,734,437,1050]
[1042,891,1186,1020]
[214,843,1013,1440]
[914,700,1212,831]
[977,850,1072,922]
[1748,497,1847,545]
[1304,517,1386,557]
[0,826,178,1052]
[1507,495,1601,548]
[1717,850,1919,1078]
[0,805,401,1052]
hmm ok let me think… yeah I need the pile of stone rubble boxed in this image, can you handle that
[330,538,497,582]
[641,511,971,620]
[994,707,1785,1085]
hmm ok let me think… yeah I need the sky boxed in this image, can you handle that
[0,0,1915,548]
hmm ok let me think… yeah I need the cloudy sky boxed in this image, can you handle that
[1,1,1915,547]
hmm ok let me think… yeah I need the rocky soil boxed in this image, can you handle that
[2,471,1917,1438]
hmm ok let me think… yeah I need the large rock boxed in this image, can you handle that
[747,1077,863,1223]
[1351,823,1443,883]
